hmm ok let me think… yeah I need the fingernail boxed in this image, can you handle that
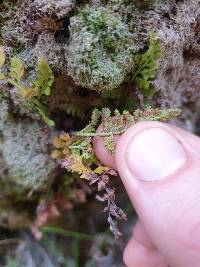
[126,128,187,181]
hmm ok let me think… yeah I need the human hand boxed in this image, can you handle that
[93,121,200,267]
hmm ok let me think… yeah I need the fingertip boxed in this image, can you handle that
[116,121,200,267]
[93,134,117,168]
[123,235,168,267]
[93,121,200,266]
[133,220,155,249]
[93,124,119,169]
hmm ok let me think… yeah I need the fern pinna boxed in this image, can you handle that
[0,48,54,125]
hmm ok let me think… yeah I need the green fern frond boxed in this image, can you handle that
[101,87,122,101]
[9,56,24,82]
[32,98,55,126]
[73,107,181,154]
[101,87,136,112]
[68,109,101,160]
[35,105,55,126]
[34,57,54,97]
[0,48,54,126]
[54,107,181,238]
[79,108,101,135]
[65,104,85,119]
[133,32,162,95]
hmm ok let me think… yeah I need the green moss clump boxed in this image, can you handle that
[0,99,57,196]
[67,5,136,92]
[2,121,56,192]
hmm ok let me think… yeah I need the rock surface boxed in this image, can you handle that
[0,0,199,228]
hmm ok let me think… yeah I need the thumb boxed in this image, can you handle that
[116,121,200,267]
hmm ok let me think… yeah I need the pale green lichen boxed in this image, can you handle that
[67,5,136,92]
[19,33,68,71]
[0,99,56,196]
[1,121,56,192]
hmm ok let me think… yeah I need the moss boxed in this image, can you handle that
[1,121,56,193]
[0,99,57,196]
[8,85,40,120]
[0,100,55,228]
[1,0,74,37]
[67,5,136,92]
[0,0,20,22]
[34,0,76,19]
[0,0,74,57]
[19,33,68,71]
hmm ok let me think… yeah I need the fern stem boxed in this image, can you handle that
[7,79,24,91]
[74,129,128,137]
[73,111,179,138]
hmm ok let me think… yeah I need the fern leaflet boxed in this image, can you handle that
[133,32,162,95]
[9,56,24,82]
[34,57,54,97]
[66,104,85,119]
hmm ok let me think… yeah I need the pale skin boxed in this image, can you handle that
[93,121,200,267]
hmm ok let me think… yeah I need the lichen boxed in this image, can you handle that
[0,0,75,48]
[67,5,136,92]
[0,99,57,196]
[34,0,76,19]
[19,33,68,71]
[145,0,200,110]
[2,121,56,192]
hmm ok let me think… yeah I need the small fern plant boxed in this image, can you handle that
[99,32,162,111]
[0,47,54,125]
[52,107,181,238]
[132,32,162,95]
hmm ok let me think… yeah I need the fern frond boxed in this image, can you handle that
[32,98,55,126]
[65,104,85,119]
[54,107,180,239]
[9,56,24,82]
[73,107,181,154]
[36,106,55,126]
[101,87,122,101]
[68,155,91,179]
[133,32,162,95]
[34,57,54,97]
[79,108,101,135]
[53,107,181,170]
[0,49,55,126]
